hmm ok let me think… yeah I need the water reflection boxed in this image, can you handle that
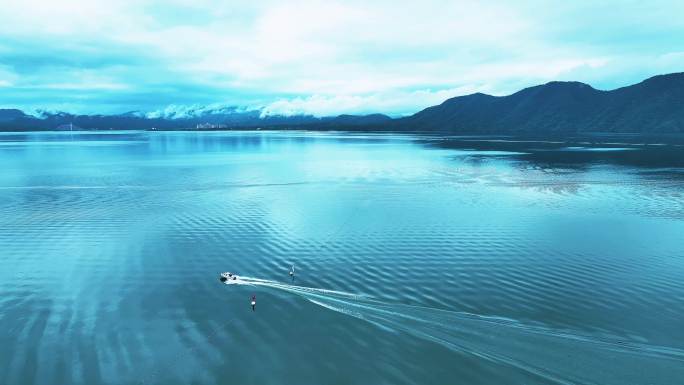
[1,131,684,385]
[426,136,684,170]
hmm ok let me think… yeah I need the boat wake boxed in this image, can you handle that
[229,276,684,385]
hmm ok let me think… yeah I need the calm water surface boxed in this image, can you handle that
[1,131,683,384]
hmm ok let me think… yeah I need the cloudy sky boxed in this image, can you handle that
[1,0,683,116]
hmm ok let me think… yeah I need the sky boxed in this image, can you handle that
[0,0,683,117]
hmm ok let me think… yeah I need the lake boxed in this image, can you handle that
[1,131,683,384]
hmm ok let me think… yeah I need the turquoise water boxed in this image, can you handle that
[1,131,683,384]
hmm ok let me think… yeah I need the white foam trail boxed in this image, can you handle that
[225,277,684,384]
[235,276,368,299]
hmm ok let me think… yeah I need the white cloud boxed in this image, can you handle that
[261,85,490,117]
[145,103,254,119]
[0,1,682,114]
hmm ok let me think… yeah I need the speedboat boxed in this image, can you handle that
[219,272,240,284]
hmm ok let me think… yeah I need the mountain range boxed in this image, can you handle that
[1,72,683,134]
[0,107,392,131]
[398,72,684,134]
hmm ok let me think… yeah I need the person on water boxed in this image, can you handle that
[289,265,295,282]
[251,295,256,311]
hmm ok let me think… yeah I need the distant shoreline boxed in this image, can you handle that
[3,128,684,145]
[2,72,684,137]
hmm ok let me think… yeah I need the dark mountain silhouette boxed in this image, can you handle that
[398,73,684,134]
[0,73,682,134]
[328,113,392,125]
[0,108,391,131]
[0,109,29,122]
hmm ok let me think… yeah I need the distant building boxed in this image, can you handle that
[196,122,228,129]
[55,123,82,131]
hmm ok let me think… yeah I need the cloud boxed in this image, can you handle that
[145,103,254,119]
[261,85,490,117]
[0,1,683,115]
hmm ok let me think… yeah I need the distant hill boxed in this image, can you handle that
[398,73,684,134]
[0,109,29,122]
[328,113,392,125]
[1,73,683,134]
[0,104,314,130]
[0,106,392,131]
